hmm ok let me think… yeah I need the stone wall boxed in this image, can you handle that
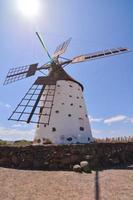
[0,143,133,170]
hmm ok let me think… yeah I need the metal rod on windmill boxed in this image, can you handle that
[36,32,53,62]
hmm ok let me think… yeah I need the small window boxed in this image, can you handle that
[70,103,73,106]
[61,103,64,105]
[39,107,43,113]
[68,114,71,117]
[79,105,82,108]
[79,117,83,120]
[44,124,46,127]
[69,95,72,97]
[57,85,60,87]
[69,85,72,88]
[67,137,72,141]
[55,110,59,113]
[88,137,90,141]
[77,96,79,99]
[85,114,88,118]
[52,127,56,132]
[80,127,84,131]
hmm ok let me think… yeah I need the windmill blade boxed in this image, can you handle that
[4,63,38,85]
[9,77,56,125]
[53,37,72,58]
[71,47,130,64]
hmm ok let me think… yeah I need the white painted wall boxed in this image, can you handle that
[34,80,93,144]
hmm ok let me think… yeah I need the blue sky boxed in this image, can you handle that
[0,0,133,140]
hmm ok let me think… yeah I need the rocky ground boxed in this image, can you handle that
[0,167,133,200]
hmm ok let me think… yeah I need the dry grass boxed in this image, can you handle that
[0,167,133,200]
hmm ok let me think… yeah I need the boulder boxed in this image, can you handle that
[80,161,88,168]
[73,164,82,173]
[80,161,91,173]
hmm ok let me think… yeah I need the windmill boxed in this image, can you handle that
[4,32,130,144]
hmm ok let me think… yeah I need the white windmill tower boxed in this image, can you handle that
[4,32,130,144]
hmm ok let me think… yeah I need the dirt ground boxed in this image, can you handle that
[0,167,133,200]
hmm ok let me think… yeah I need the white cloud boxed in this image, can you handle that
[12,124,22,128]
[131,118,133,123]
[12,123,27,128]
[104,115,127,125]
[89,116,103,123]
[92,128,133,138]
[5,104,11,108]
[127,118,133,124]
[90,114,133,125]
[92,129,102,134]
[0,101,11,109]
[0,126,34,141]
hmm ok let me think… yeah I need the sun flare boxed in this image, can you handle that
[18,0,40,18]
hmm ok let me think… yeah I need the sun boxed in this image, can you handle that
[18,0,40,18]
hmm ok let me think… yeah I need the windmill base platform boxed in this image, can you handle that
[0,142,133,170]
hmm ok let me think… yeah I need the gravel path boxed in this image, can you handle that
[0,167,133,200]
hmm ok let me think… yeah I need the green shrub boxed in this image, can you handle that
[0,139,7,145]
[14,140,32,146]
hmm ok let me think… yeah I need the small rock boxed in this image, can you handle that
[73,164,82,173]
[80,161,91,173]
[80,161,88,168]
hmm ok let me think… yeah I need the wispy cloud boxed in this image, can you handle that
[12,124,22,128]
[89,116,103,123]
[127,118,133,124]
[0,126,34,141]
[92,129,102,134]
[5,104,11,108]
[89,114,133,125]
[92,128,133,138]
[12,123,27,128]
[104,115,127,125]
[0,101,11,109]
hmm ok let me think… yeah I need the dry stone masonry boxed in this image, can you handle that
[0,143,133,170]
